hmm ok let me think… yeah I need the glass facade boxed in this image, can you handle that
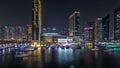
[94,18,102,42]
[69,11,80,36]
[114,8,120,41]
[102,15,109,42]
[0,26,26,40]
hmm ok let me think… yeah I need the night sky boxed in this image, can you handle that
[0,0,120,31]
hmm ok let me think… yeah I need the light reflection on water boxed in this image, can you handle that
[58,48,74,65]
[0,47,120,68]
[24,47,43,68]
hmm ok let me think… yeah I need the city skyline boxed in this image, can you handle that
[1,1,120,68]
[0,0,120,31]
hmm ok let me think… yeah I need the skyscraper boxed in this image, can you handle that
[114,8,120,41]
[0,26,4,40]
[4,26,9,40]
[15,26,26,40]
[69,11,80,36]
[102,15,110,42]
[85,22,94,47]
[32,0,42,43]
[94,18,102,42]
[1,26,26,40]
[27,24,32,41]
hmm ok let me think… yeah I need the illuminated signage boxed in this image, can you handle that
[84,27,93,31]
[58,38,73,43]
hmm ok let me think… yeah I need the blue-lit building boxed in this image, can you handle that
[114,8,120,41]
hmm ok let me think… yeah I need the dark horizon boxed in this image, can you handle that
[0,0,120,31]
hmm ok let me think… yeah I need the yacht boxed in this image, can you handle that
[15,53,32,57]
[24,47,34,51]
[91,48,99,51]
[91,46,99,51]
[15,51,32,57]
[104,48,113,52]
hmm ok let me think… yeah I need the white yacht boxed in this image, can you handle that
[15,53,32,57]
[24,47,34,51]
[104,48,113,52]
[91,46,99,51]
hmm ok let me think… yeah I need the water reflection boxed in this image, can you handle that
[84,51,93,68]
[113,51,120,68]
[23,48,43,68]
[58,48,73,65]
[1,47,120,68]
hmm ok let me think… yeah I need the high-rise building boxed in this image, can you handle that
[94,18,102,42]
[15,26,26,40]
[102,15,110,42]
[32,0,42,42]
[0,26,4,40]
[1,26,26,40]
[27,24,32,41]
[4,26,9,40]
[9,26,15,40]
[85,22,94,46]
[60,27,68,35]
[114,8,120,41]
[69,11,80,36]
[83,26,94,48]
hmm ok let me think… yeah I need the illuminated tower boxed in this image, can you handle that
[114,8,120,41]
[27,24,32,41]
[102,15,109,42]
[94,18,102,42]
[69,11,80,36]
[32,0,42,45]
